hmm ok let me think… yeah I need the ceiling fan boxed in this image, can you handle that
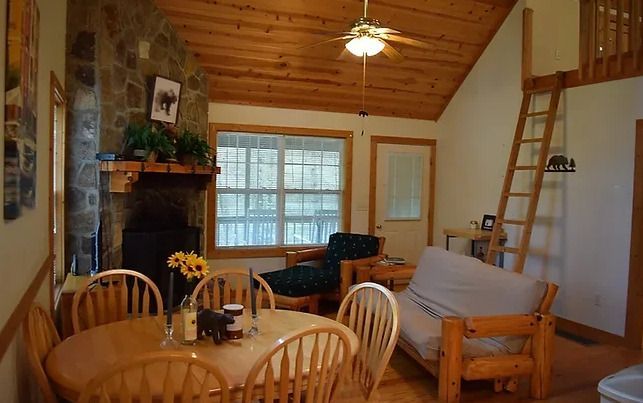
[303,0,434,62]
[302,0,433,133]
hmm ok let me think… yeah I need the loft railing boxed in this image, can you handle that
[580,0,643,80]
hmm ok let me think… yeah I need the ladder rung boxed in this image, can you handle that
[505,192,532,197]
[521,111,549,118]
[511,165,538,171]
[525,86,554,94]
[490,246,520,254]
[517,138,544,144]
[499,219,527,226]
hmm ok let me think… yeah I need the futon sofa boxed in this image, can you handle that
[395,247,558,402]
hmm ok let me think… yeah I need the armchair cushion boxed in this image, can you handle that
[325,232,381,273]
[397,247,548,357]
[259,265,338,297]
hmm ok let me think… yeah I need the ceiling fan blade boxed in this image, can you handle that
[381,41,404,63]
[382,34,434,50]
[336,48,353,61]
[299,35,355,49]
[371,27,401,35]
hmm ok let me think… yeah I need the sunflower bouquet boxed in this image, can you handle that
[167,251,210,281]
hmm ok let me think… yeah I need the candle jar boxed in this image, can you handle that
[223,304,244,339]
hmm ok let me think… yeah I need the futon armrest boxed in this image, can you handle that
[356,264,416,284]
[339,254,386,299]
[462,313,546,338]
[285,247,327,267]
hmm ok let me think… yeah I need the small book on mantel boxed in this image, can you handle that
[96,152,124,161]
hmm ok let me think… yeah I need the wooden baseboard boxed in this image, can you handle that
[556,316,628,347]
[0,255,53,361]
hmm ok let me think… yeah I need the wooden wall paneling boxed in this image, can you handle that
[580,0,589,80]
[632,0,641,70]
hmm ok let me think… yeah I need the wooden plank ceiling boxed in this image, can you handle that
[155,0,516,121]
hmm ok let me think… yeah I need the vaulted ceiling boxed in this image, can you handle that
[155,0,517,121]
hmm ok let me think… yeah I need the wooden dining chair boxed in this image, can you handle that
[336,282,401,401]
[72,269,164,334]
[23,304,62,403]
[192,268,276,310]
[242,326,352,403]
[77,351,230,403]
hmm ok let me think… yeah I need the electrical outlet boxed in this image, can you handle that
[554,49,561,61]
[593,294,602,307]
[138,41,150,59]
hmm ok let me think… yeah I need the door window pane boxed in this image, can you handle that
[387,152,423,220]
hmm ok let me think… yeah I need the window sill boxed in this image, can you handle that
[208,245,325,259]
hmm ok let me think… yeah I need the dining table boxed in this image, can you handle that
[45,309,359,401]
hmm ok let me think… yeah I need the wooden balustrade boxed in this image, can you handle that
[580,0,643,80]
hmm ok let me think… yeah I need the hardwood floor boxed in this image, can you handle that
[336,335,643,402]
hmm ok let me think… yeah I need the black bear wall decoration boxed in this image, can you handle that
[545,155,576,172]
[197,309,235,344]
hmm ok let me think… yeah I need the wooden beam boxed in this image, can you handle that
[579,0,589,80]
[462,355,534,380]
[625,120,643,349]
[522,8,533,88]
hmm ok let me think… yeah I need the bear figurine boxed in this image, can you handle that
[196,309,235,345]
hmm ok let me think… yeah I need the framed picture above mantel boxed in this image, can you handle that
[150,76,181,125]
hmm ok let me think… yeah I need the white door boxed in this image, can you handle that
[375,144,432,264]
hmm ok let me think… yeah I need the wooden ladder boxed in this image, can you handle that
[486,72,564,273]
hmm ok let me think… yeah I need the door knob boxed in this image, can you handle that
[376,224,382,229]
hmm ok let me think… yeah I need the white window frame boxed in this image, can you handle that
[207,123,353,259]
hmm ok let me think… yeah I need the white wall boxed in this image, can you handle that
[0,0,67,400]
[436,0,641,336]
[208,103,438,271]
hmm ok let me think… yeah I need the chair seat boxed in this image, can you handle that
[260,265,338,297]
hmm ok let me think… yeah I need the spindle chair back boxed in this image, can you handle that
[77,351,230,403]
[72,269,163,334]
[23,304,62,403]
[191,268,275,310]
[336,282,400,400]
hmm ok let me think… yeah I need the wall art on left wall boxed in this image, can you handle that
[3,0,39,220]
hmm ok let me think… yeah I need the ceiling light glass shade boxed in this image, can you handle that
[345,36,385,57]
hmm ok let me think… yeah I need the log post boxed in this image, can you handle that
[439,317,464,402]
[530,314,555,399]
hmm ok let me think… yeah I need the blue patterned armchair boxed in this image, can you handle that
[259,233,385,313]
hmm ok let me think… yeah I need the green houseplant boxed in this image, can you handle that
[174,129,214,166]
[125,124,175,162]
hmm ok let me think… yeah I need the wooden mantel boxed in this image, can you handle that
[99,161,220,193]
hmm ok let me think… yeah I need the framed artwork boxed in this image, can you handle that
[481,214,496,231]
[4,0,40,220]
[150,76,181,125]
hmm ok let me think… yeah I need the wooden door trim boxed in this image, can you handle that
[368,136,437,247]
[625,120,643,349]
[49,71,66,314]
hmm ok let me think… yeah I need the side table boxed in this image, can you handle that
[443,228,507,268]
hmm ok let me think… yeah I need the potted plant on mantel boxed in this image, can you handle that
[174,129,215,167]
[125,124,175,163]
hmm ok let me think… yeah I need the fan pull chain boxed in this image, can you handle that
[359,54,369,136]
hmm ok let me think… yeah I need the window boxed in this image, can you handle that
[208,124,352,257]
[50,72,66,306]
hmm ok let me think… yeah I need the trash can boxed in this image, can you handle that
[598,364,643,403]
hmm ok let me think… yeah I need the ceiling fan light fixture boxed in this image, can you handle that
[345,35,384,57]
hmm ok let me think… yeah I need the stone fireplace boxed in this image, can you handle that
[66,0,209,273]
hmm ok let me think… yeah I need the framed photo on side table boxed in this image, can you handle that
[150,76,182,124]
[481,214,496,231]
